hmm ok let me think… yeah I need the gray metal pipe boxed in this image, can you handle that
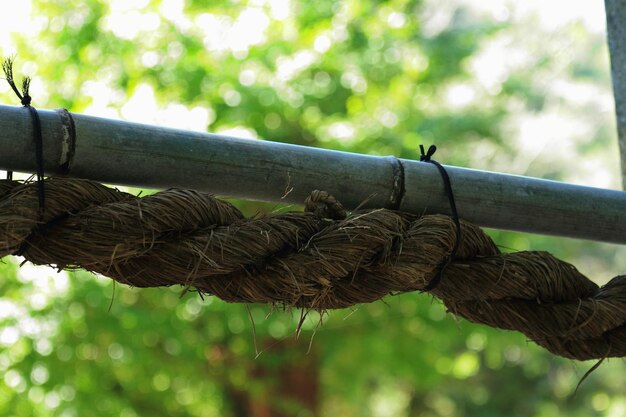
[0,104,625,244]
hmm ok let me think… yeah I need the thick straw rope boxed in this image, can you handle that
[2,177,624,361]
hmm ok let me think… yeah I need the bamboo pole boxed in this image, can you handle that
[0,104,625,244]
[606,0,626,190]
[604,0,626,190]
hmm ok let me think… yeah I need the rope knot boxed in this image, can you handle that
[21,94,32,106]
[419,144,437,162]
[304,190,347,220]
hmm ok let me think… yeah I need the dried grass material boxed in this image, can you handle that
[1,177,624,360]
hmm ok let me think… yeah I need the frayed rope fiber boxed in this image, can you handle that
[2,177,625,361]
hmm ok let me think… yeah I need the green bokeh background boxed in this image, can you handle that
[1,1,625,416]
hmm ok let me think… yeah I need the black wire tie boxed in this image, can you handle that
[2,57,45,220]
[419,144,462,292]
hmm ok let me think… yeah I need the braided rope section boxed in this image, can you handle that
[1,177,624,360]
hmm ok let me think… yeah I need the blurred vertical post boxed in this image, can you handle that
[605,0,626,190]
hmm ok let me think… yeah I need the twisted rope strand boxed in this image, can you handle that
[2,177,625,360]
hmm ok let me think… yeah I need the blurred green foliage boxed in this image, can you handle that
[1,0,625,416]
